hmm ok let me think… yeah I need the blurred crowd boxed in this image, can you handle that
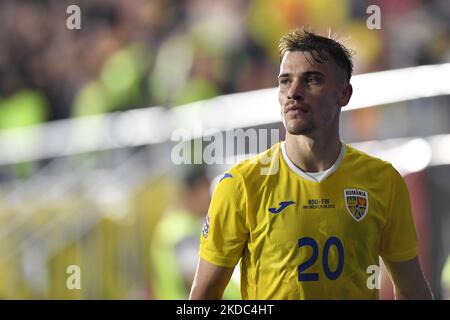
[0,0,448,128]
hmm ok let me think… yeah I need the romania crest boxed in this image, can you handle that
[344,189,369,221]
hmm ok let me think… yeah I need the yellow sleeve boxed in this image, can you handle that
[199,169,249,267]
[380,167,419,262]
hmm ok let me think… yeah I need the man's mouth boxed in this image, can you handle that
[285,104,309,115]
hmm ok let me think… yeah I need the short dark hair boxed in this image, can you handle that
[182,165,208,188]
[279,28,353,82]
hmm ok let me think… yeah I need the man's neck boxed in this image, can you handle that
[284,133,342,173]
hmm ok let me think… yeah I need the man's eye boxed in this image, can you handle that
[279,79,290,85]
[306,76,321,84]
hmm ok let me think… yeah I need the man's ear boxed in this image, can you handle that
[338,83,353,107]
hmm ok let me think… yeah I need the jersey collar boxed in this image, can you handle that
[280,141,346,183]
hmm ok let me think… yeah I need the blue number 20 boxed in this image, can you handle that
[298,236,344,281]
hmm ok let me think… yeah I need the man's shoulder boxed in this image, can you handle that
[226,142,281,182]
[345,143,399,176]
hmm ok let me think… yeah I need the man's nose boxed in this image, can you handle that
[287,79,304,100]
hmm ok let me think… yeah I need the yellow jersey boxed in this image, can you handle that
[199,142,418,299]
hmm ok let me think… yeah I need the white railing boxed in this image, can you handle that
[0,63,448,165]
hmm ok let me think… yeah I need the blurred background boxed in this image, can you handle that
[0,0,449,299]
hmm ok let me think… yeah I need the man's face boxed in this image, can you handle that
[278,50,351,136]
